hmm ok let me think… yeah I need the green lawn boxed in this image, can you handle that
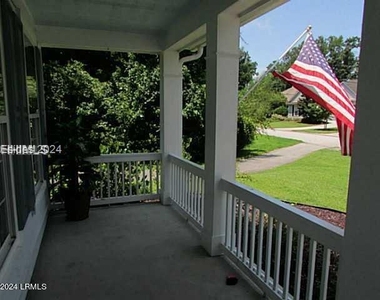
[270,120,312,128]
[237,149,351,212]
[299,128,338,134]
[238,135,301,160]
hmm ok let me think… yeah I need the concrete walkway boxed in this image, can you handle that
[264,129,340,148]
[238,143,325,173]
[237,127,340,174]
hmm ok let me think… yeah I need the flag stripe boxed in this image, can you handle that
[291,62,356,114]
[336,119,353,156]
[292,61,355,109]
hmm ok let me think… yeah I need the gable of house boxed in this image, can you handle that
[282,86,302,105]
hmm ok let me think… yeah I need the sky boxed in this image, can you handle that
[241,0,364,73]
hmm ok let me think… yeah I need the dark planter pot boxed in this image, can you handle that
[63,189,91,221]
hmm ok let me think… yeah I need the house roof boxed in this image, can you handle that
[282,86,303,105]
[282,79,358,105]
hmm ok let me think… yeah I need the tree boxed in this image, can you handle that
[238,87,271,133]
[105,53,161,153]
[239,48,258,90]
[298,96,331,124]
[236,80,285,152]
[45,60,107,156]
[43,48,261,165]
[45,61,108,200]
[243,75,287,117]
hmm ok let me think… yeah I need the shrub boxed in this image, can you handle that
[273,105,288,117]
[270,114,288,121]
[236,115,256,153]
[298,96,331,124]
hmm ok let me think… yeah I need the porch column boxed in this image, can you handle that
[336,1,380,299]
[160,50,182,205]
[202,13,240,256]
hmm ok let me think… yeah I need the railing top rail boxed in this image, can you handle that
[221,178,344,252]
[85,152,162,163]
[168,154,205,178]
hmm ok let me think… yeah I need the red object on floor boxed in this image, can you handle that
[226,274,238,285]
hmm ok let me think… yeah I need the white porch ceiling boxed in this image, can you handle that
[27,0,201,36]
[21,0,288,52]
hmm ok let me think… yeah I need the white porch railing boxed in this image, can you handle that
[220,178,344,300]
[168,154,205,229]
[85,153,161,206]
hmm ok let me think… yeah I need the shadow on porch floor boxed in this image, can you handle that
[28,203,262,300]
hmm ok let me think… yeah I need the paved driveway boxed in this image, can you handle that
[237,127,340,174]
[263,129,340,148]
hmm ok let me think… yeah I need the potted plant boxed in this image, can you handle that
[60,142,98,221]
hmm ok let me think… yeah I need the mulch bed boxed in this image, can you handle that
[295,204,346,228]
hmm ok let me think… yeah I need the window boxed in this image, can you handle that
[0,26,14,266]
[2,0,36,230]
[25,37,43,189]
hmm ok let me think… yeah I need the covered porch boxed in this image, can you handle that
[0,0,380,300]
[44,152,345,300]
[28,203,261,300]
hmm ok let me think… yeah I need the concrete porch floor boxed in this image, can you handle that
[28,203,262,300]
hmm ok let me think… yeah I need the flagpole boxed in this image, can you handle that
[241,25,312,101]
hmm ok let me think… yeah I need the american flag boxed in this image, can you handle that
[273,34,356,156]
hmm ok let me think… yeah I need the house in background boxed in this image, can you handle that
[282,86,302,117]
[283,79,358,117]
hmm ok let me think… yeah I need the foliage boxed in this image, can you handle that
[103,53,161,153]
[182,66,206,162]
[298,96,331,124]
[270,114,288,122]
[272,105,288,117]
[239,48,258,90]
[45,60,106,195]
[237,87,272,150]
[244,75,287,118]
[26,76,38,112]
[44,47,261,167]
